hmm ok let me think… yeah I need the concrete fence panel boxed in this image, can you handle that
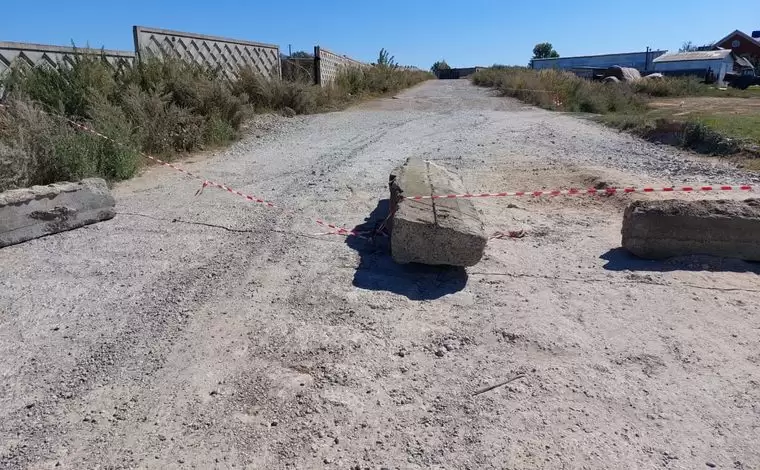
[314,46,367,86]
[0,41,135,76]
[133,26,281,79]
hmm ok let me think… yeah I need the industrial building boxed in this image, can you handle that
[652,49,754,85]
[530,50,666,75]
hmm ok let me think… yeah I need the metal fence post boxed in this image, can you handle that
[314,45,321,86]
[132,26,142,63]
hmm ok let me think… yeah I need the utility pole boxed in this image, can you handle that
[288,44,292,57]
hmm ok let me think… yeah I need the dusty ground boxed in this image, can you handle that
[2,80,760,470]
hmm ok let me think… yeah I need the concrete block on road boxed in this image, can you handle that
[1,178,115,248]
[622,198,760,260]
[389,158,487,266]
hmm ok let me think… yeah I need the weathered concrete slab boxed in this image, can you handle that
[0,178,115,248]
[622,199,760,260]
[389,158,487,266]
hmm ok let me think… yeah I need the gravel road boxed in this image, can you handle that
[2,80,759,469]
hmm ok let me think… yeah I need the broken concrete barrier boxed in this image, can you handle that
[622,198,760,260]
[389,158,487,266]
[0,178,115,248]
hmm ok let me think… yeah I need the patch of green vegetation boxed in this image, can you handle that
[696,114,760,143]
[600,112,757,157]
[602,108,760,146]
[0,49,432,191]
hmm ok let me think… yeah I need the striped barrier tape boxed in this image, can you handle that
[2,102,752,239]
[315,220,369,237]
[64,120,277,208]
[0,102,366,236]
[404,185,752,200]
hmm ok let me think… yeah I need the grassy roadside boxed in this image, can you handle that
[471,67,760,168]
[600,107,760,156]
[0,53,432,192]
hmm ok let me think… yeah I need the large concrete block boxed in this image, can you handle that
[622,199,760,260]
[389,158,487,266]
[0,178,115,248]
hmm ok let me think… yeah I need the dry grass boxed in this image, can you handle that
[473,67,760,163]
[471,67,646,113]
[0,53,432,191]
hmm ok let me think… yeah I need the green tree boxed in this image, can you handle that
[532,43,560,59]
[430,60,451,73]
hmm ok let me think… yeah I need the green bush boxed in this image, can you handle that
[0,97,140,186]
[0,49,432,192]
[4,52,118,117]
[336,67,366,96]
[680,121,740,154]
[0,100,67,188]
[1,54,246,190]
[335,65,432,96]
[232,68,324,114]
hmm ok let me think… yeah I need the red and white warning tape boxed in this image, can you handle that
[315,220,364,237]
[0,102,370,236]
[1,102,753,240]
[404,185,752,200]
[66,120,278,207]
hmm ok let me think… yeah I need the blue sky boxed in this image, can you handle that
[4,0,759,68]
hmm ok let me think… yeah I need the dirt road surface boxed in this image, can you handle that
[2,80,759,469]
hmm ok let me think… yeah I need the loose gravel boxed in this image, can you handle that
[1,80,759,469]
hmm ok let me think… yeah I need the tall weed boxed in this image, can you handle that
[0,50,431,191]
[472,67,646,114]
[471,67,753,111]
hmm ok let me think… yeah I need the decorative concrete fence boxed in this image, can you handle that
[133,26,281,79]
[314,46,367,86]
[0,41,134,76]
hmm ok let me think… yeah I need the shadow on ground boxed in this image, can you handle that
[601,248,760,274]
[345,199,467,300]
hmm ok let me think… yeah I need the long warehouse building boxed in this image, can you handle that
[531,50,667,73]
